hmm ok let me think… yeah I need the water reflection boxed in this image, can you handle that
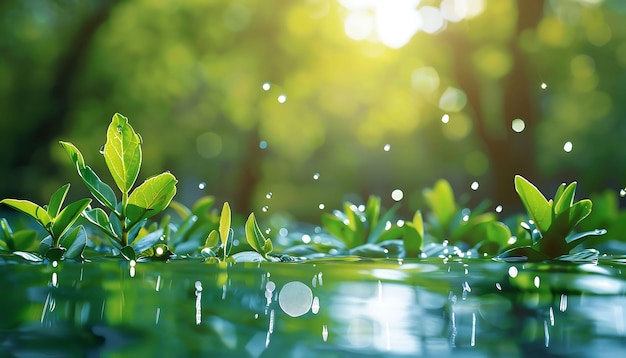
[2,258,626,356]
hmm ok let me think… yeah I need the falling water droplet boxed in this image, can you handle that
[391,189,404,202]
[318,203,325,210]
[541,82,547,90]
[495,205,503,213]
[262,206,269,212]
[259,141,268,149]
[620,189,626,197]
[383,144,391,152]
[563,141,573,153]
[99,145,105,154]
[262,82,271,91]
[277,94,287,103]
[266,192,273,199]
[265,228,271,235]
[441,114,450,123]
[313,173,320,180]
[198,182,206,190]
[512,118,526,133]
[470,181,479,190]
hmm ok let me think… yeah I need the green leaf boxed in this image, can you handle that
[61,225,87,260]
[12,230,39,252]
[191,196,215,216]
[403,211,424,257]
[554,182,577,217]
[205,230,220,248]
[514,175,552,234]
[245,213,273,258]
[39,236,53,255]
[83,208,117,238]
[132,229,164,255]
[51,198,92,241]
[565,228,606,246]
[103,113,142,194]
[553,183,566,208]
[368,203,400,243]
[127,172,178,223]
[0,218,14,251]
[1,199,52,230]
[60,141,117,210]
[219,202,231,258]
[13,251,44,262]
[48,184,70,217]
[364,196,381,232]
[120,245,136,261]
[423,179,457,230]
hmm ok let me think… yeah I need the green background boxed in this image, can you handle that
[2,0,626,222]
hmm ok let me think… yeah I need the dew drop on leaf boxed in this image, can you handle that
[99,145,105,154]
[116,125,123,134]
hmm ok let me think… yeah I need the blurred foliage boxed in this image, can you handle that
[2,0,626,226]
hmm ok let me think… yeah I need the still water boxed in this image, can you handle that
[1,257,626,357]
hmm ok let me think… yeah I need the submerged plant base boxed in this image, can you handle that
[2,257,626,357]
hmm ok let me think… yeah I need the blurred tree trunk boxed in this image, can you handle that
[448,0,545,211]
[11,0,119,200]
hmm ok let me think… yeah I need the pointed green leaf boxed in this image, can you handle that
[62,225,87,260]
[60,141,117,210]
[565,228,606,246]
[514,175,552,234]
[83,208,116,238]
[127,172,178,223]
[553,183,566,207]
[403,223,423,257]
[0,218,14,251]
[368,203,400,243]
[554,182,577,217]
[364,196,381,232]
[13,251,44,262]
[245,213,272,258]
[12,230,39,252]
[205,230,219,248]
[1,199,52,230]
[219,202,231,257]
[191,196,215,216]
[48,184,70,217]
[39,236,53,255]
[103,113,142,194]
[413,210,424,239]
[568,199,593,228]
[51,198,92,241]
[423,179,457,230]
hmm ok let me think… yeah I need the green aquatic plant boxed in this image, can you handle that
[59,113,178,260]
[422,179,511,256]
[0,184,91,261]
[321,195,422,257]
[498,175,606,261]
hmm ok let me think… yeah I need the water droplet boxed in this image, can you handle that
[279,282,312,317]
[541,82,547,90]
[277,94,287,103]
[302,234,311,244]
[383,144,391,152]
[441,114,450,123]
[396,219,405,227]
[262,206,269,212]
[620,189,626,197]
[563,141,573,153]
[116,125,123,133]
[512,118,525,133]
[313,173,320,180]
[534,276,541,288]
[462,215,469,222]
[318,203,325,210]
[259,141,268,149]
[391,189,404,201]
[262,82,271,91]
[265,228,271,235]
[99,145,105,154]
[198,182,206,190]
[508,266,518,278]
[495,205,503,213]
[470,181,479,190]
[266,192,273,199]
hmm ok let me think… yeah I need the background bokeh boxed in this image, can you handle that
[2,0,626,223]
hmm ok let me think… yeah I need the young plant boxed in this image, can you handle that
[244,212,274,261]
[422,179,511,256]
[59,113,178,260]
[0,184,91,261]
[200,202,234,261]
[499,175,605,260]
